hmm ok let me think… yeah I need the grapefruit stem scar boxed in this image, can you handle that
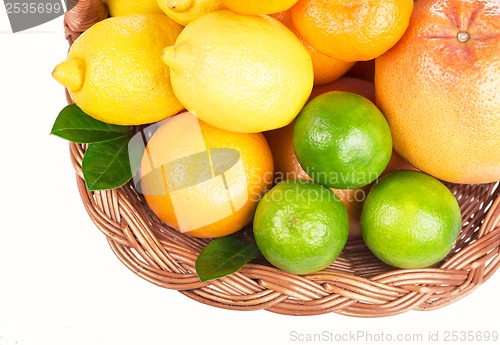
[457,31,470,43]
[374,0,500,184]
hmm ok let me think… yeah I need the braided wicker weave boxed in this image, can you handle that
[63,0,500,317]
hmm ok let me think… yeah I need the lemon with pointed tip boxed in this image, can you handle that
[105,0,163,16]
[52,14,184,126]
[161,10,314,133]
[156,0,224,26]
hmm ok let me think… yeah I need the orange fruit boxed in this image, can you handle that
[220,0,299,15]
[331,186,371,238]
[290,0,414,62]
[382,150,418,177]
[264,120,310,184]
[309,76,375,103]
[361,170,462,268]
[140,112,274,238]
[253,179,349,274]
[375,0,500,184]
[271,11,354,85]
[265,77,381,238]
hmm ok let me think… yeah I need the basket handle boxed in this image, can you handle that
[64,0,109,45]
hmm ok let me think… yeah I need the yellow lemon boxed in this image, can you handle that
[220,0,299,15]
[156,0,224,26]
[162,10,314,133]
[52,14,184,126]
[105,0,163,16]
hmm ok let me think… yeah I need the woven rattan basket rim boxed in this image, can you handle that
[63,0,500,317]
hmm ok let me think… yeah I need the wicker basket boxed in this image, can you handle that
[62,0,500,317]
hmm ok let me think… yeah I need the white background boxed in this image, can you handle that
[0,7,498,345]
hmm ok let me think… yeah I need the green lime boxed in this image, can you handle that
[253,179,349,274]
[292,91,392,189]
[361,170,462,268]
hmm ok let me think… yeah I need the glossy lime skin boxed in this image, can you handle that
[253,179,349,274]
[292,91,392,189]
[361,170,462,268]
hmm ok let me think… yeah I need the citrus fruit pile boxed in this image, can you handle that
[52,0,499,277]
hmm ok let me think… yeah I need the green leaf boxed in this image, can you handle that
[51,104,129,143]
[196,236,260,282]
[82,136,132,191]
